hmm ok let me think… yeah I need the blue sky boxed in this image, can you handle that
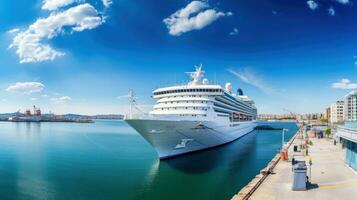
[1,0,357,115]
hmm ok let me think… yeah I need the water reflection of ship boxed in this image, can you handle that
[137,131,257,199]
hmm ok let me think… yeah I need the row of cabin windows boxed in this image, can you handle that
[213,108,255,120]
[215,97,252,111]
[213,102,252,114]
[159,107,208,111]
[164,101,208,104]
[166,95,205,98]
[216,112,255,122]
[230,115,254,122]
[179,114,207,117]
[154,88,222,95]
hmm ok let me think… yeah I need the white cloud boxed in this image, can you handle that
[31,98,38,101]
[117,94,130,99]
[1,99,7,102]
[41,94,50,98]
[228,69,275,94]
[42,0,76,11]
[9,3,105,63]
[6,82,45,94]
[163,1,232,36]
[331,79,357,89]
[51,96,72,103]
[328,7,335,16]
[336,0,350,5]
[307,0,318,10]
[229,28,239,35]
[102,0,113,8]
[7,28,20,34]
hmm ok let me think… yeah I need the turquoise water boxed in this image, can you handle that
[0,120,297,200]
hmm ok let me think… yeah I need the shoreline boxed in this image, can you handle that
[232,125,303,200]
[0,119,94,123]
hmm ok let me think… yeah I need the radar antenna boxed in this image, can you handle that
[186,64,205,85]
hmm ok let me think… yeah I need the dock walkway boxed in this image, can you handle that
[242,135,357,200]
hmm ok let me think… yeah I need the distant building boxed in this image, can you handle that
[330,101,344,124]
[323,107,330,123]
[257,114,295,121]
[344,91,357,122]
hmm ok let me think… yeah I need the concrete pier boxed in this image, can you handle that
[232,129,357,200]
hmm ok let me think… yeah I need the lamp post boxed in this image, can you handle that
[308,156,312,183]
[282,128,289,149]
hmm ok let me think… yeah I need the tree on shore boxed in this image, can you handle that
[321,118,328,123]
[325,128,331,138]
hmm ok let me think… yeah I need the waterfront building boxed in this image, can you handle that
[330,101,344,124]
[337,126,357,171]
[295,113,323,123]
[344,91,357,122]
[337,91,357,171]
[322,107,330,123]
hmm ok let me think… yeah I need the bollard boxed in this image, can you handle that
[280,149,288,161]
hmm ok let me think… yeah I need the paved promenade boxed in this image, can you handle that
[249,135,357,200]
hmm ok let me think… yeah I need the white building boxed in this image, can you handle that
[330,100,344,124]
[344,91,357,122]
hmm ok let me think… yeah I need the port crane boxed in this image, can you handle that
[282,108,298,120]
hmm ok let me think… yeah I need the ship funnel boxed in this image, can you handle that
[237,88,244,96]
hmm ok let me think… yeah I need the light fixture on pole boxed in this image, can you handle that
[282,128,289,149]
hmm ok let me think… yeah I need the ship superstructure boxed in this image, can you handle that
[125,65,257,159]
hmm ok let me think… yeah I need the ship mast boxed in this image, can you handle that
[128,89,135,119]
[186,64,205,85]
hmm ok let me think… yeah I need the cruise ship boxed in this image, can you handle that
[125,65,257,159]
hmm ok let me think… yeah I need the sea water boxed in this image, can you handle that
[0,120,297,200]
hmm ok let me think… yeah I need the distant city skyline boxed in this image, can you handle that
[1,0,357,115]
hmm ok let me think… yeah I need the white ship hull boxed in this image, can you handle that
[126,119,257,159]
